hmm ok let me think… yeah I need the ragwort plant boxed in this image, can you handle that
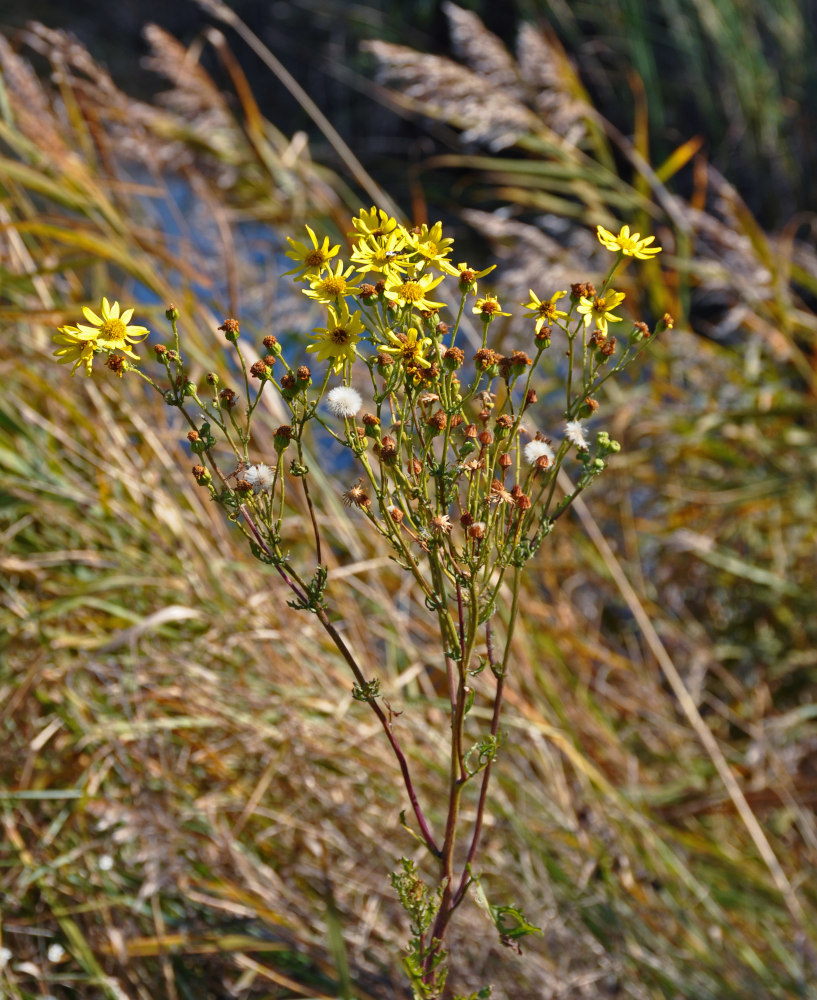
[53,211,671,997]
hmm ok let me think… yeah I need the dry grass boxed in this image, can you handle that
[1,10,816,1000]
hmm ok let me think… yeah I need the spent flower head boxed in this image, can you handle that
[243,463,276,492]
[565,419,589,450]
[524,439,555,466]
[327,386,363,418]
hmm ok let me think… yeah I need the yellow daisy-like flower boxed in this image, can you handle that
[596,224,662,259]
[472,294,511,322]
[522,290,568,334]
[383,271,446,312]
[284,225,340,278]
[302,260,363,304]
[403,221,455,270]
[350,230,409,281]
[379,326,433,375]
[52,327,97,376]
[350,206,400,239]
[439,260,496,295]
[577,289,626,335]
[307,301,365,374]
[54,297,149,375]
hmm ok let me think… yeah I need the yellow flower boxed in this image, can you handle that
[383,271,446,312]
[52,327,97,376]
[349,230,409,281]
[522,290,567,334]
[350,206,400,239]
[302,260,363,303]
[307,301,365,373]
[284,225,340,278]
[379,326,433,375]
[403,221,455,269]
[472,294,511,321]
[440,260,496,295]
[596,224,662,259]
[577,289,626,335]
[54,297,149,375]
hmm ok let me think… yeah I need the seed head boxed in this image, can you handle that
[327,386,362,418]
[342,482,371,508]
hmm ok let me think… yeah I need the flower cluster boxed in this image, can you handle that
[52,212,668,992]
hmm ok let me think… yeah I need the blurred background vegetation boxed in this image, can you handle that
[1,1,815,998]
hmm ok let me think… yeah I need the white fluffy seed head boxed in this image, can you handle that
[327,386,362,418]
[523,440,554,465]
[565,419,589,450]
[243,463,275,492]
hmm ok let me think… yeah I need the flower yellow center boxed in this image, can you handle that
[593,297,607,312]
[99,318,128,345]
[481,300,500,315]
[418,241,438,258]
[538,301,556,318]
[331,327,350,344]
[398,281,423,303]
[320,276,346,297]
[305,249,326,267]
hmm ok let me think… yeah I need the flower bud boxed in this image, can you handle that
[165,304,179,322]
[274,424,293,453]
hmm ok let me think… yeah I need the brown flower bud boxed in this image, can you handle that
[524,389,538,408]
[263,335,278,350]
[250,360,270,379]
[428,410,447,432]
[464,423,478,439]
[219,317,240,341]
[389,506,404,524]
[495,414,513,431]
[498,453,512,469]
[296,365,311,381]
[359,283,377,299]
[460,511,475,527]
[219,388,238,407]
[469,523,485,540]
[515,492,532,510]
[234,479,253,493]
[379,435,397,461]
[474,348,500,371]
[280,373,296,390]
[187,430,200,443]
[106,355,126,376]
[478,430,493,446]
